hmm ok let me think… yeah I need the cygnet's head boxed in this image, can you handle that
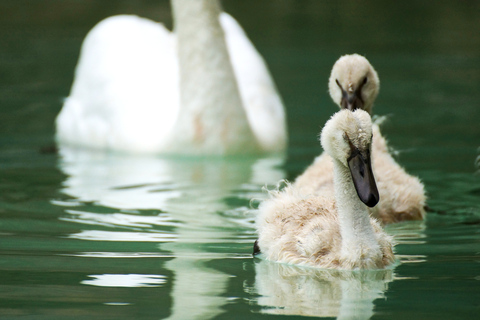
[328,54,380,114]
[321,109,379,207]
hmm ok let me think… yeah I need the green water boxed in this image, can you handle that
[1,0,479,319]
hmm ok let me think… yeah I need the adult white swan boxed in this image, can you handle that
[56,0,287,155]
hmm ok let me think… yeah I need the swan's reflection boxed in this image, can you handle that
[247,220,428,319]
[58,147,283,211]
[56,146,285,319]
[249,259,394,319]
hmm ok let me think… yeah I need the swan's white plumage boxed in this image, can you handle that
[256,110,395,270]
[56,2,286,155]
[221,14,286,152]
[295,54,426,223]
[58,16,179,153]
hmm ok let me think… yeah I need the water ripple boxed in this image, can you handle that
[66,230,177,242]
[81,274,167,288]
[60,210,180,229]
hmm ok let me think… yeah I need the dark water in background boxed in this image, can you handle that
[0,0,479,319]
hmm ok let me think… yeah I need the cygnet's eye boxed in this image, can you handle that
[362,77,368,85]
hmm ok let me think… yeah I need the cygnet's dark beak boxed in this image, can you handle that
[347,149,379,207]
[336,79,366,111]
[341,92,364,111]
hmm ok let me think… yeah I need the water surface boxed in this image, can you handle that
[0,1,479,319]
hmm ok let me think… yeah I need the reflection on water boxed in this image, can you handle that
[385,221,428,269]
[386,220,426,245]
[163,257,230,320]
[82,274,167,288]
[249,259,393,319]
[246,220,428,319]
[67,229,177,242]
[54,145,285,319]
[58,146,284,210]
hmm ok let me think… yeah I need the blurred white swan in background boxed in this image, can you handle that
[56,0,287,155]
[248,259,393,318]
[295,54,426,224]
[256,110,395,269]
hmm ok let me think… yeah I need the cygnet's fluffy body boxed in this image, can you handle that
[295,124,426,223]
[256,110,395,270]
[295,54,426,224]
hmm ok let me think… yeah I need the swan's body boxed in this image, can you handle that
[56,0,287,155]
[295,54,426,223]
[256,110,395,269]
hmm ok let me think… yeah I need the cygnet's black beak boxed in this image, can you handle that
[336,79,366,111]
[341,92,364,111]
[347,150,379,207]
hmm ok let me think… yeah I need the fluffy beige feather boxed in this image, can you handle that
[295,54,426,224]
[256,110,395,269]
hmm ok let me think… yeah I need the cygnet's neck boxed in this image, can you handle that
[332,158,382,267]
[170,0,257,154]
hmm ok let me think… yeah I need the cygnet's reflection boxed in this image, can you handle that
[56,146,285,319]
[249,259,394,319]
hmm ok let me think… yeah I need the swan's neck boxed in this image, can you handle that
[170,0,258,154]
[332,159,382,267]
